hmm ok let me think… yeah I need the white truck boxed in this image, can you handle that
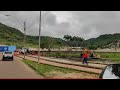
[2,51,14,61]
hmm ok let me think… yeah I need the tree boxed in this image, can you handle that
[40,42,46,49]
[113,40,118,52]
[63,35,85,47]
[89,45,97,50]
[63,35,72,41]
[63,35,72,46]
[57,40,63,51]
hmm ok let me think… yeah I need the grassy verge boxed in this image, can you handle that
[44,52,120,62]
[22,60,99,78]
[96,52,120,62]
[45,52,80,58]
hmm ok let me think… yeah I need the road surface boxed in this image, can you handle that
[0,53,43,79]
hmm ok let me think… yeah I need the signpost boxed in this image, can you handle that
[0,46,16,52]
[0,46,8,52]
[8,46,16,52]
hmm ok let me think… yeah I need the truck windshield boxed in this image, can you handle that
[5,52,12,54]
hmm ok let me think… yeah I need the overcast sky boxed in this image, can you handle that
[0,11,120,40]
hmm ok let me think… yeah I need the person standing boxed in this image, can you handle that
[82,50,88,65]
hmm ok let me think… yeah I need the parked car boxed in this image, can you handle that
[2,51,14,61]
[99,64,120,79]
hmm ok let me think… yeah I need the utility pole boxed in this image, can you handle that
[23,21,26,59]
[4,15,27,59]
[38,11,41,63]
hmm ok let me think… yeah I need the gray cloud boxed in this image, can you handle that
[69,11,120,39]
[1,11,120,40]
[42,13,56,26]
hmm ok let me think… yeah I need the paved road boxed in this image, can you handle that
[0,53,43,79]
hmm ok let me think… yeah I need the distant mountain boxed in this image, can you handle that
[0,22,67,48]
[1,22,120,50]
[82,33,120,49]
[0,23,24,46]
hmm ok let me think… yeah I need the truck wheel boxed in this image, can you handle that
[2,57,4,61]
[11,56,14,61]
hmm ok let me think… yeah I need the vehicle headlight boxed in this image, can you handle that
[4,55,7,57]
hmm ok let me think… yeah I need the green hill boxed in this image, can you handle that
[0,22,67,48]
[82,33,120,49]
[0,23,24,46]
[1,22,120,50]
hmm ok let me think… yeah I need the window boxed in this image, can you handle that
[5,52,12,54]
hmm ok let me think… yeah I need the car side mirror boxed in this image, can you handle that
[99,64,120,79]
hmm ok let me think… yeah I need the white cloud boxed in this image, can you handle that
[51,11,72,23]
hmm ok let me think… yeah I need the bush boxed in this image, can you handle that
[44,52,81,59]
[59,53,66,58]
[89,45,97,50]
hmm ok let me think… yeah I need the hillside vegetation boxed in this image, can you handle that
[1,22,120,49]
[82,33,120,49]
[0,22,66,48]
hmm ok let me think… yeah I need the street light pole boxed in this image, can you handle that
[23,21,26,59]
[38,11,41,63]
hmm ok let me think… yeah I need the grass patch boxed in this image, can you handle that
[22,59,99,78]
[45,52,80,58]
[97,52,120,58]
[96,52,120,62]
[44,52,120,62]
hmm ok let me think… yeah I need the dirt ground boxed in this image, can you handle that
[19,55,102,74]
